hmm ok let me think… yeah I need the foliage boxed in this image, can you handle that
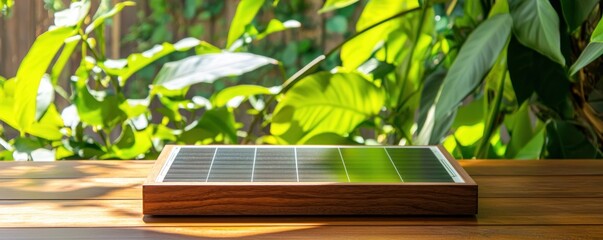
[0,0,13,16]
[1,0,602,160]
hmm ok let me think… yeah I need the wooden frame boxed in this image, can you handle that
[143,145,477,216]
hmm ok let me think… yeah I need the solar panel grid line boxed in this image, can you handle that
[144,145,478,215]
[251,147,257,182]
[384,148,404,183]
[161,146,459,183]
[205,147,218,182]
[294,147,299,182]
[337,148,351,182]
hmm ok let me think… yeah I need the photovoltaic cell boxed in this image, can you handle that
[253,148,297,182]
[161,146,459,183]
[207,148,254,182]
[296,148,348,182]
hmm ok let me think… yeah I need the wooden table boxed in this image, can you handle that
[1,160,602,239]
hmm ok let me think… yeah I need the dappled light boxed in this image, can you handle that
[1,0,603,238]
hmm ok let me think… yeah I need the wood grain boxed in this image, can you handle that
[1,160,603,239]
[2,175,602,200]
[0,178,143,200]
[143,184,477,215]
[2,198,603,227]
[0,161,153,179]
[475,175,603,198]
[1,226,602,240]
[461,160,603,176]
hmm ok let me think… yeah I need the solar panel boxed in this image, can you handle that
[144,145,477,216]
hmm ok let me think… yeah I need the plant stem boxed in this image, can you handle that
[98,129,112,150]
[475,70,506,158]
[241,7,422,144]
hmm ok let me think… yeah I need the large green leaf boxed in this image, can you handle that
[509,0,565,66]
[226,0,265,48]
[569,18,603,76]
[341,0,419,69]
[546,120,600,158]
[153,52,278,90]
[560,0,598,32]
[101,38,205,85]
[416,68,446,133]
[211,85,276,108]
[0,79,17,128]
[13,27,76,132]
[422,14,512,144]
[508,37,570,111]
[319,0,359,13]
[271,72,385,144]
[505,103,545,159]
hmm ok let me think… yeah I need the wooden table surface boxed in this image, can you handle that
[1,160,602,239]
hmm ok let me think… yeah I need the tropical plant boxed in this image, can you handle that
[1,0,602,161]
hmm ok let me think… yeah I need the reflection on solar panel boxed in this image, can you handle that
[143,145,477,216]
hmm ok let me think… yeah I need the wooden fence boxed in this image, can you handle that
[0,0,341,78]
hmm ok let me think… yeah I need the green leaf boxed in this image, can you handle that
[569,18,603,76]
[304,132,359,145]
[51,36,81,85]
[570,43,603,77]
[488,0,509,17]
[508,37,570,110]
[85,1,135,34]
[27,104,64,141]
[73,74,127,129]
[0,79,17,128]
[13,137,54,161]
[153,52,278,90]
[560,0,598,32]
[341,0,419,69]
[101,38,204,85]
[180,107,239,144]
[212,85,275,108]
[505,103,545,159]
[256,19,301,40]
[226,0,265,48]
[319,0,358,13]
[105,124,152,159]
[429,14,512,138]
[451,97,486,147]
[416,68,446,132]
[271,72,385,144]
[509,0,565,66]
[13,27,76,132]
[0,0,13,15]
[546,120,600,158]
